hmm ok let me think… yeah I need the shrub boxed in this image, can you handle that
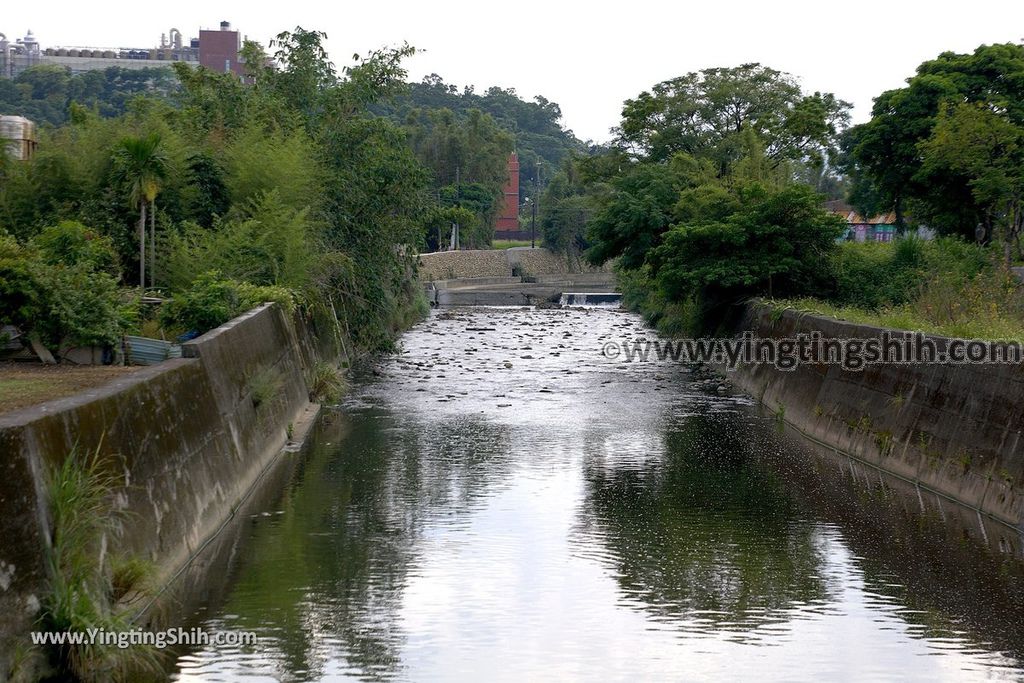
[37,266,132,350]
[308,361,347,403]
[31,221,121,278]
[158,271,296,336]
[653,183,845,299]
[248,367,282,409]
[828,237,990,309]
[0,233,135,357]
[163,191,315,292]
[781,255,1024,340]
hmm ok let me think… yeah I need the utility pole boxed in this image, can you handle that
[139,204,146,290]
[454,165,461,251]
[531,161,541,248]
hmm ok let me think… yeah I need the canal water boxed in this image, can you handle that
[172,307,1024,681]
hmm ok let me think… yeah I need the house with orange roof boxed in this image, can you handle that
[825,200,898,243]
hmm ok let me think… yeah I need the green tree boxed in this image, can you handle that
[0,65,179,126]
[617,64,850,173]
[920,102,1024,264]
[111,133,167,287]
[181,153,231,226]
[171,61,250,135]
[846,43,1024,237]
[585,163,681,269]
[583,65,849,279]
[376,73,584,187]
[403,106,513,242]
[267,28,337,122]
[540,156,595,258]
[31,221,121,277]
[420,205,477,251]
[650,183,845,312]
[163,191,314,291]
[0,233,132,361]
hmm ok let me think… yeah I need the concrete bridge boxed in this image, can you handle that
[426,272,618,306]
[417,247,617,306]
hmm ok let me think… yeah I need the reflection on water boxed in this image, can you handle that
[172,307,1024,681]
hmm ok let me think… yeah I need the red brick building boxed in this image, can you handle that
[199,21,243,78]
[494,153,522,238]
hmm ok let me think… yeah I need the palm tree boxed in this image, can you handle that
[112,134,168,288]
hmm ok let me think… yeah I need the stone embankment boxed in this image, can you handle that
[729,304,1024,527]
[0,303,336,677]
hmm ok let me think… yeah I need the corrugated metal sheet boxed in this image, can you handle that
[1,324,22,351]
[124,336,182,365]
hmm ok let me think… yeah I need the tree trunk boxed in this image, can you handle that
[894,193,905,235]
[139,203,147,288]
[1003,219,1013,271]
[149,200,156,289]
[28,332,56,365]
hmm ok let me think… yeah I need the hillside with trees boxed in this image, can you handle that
[1,65,586,251]
[0,65,179,126]
[377,74,587,184]
[373,74,587,248]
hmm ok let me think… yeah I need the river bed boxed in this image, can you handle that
[171,306,1024,681]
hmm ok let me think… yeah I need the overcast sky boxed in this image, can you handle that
[6,0,1024,142]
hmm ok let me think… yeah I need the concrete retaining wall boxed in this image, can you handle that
[0,303,330,677]
[417,247,609,281]
[730,304,1024,527]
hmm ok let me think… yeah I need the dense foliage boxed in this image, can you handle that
[5,41,1024,347]
[844,43,1024,254]
[616,64,850,172]
[0,224,133,358]
[782,238,1024,340]
[0,28,435,359]
[402,106,513,248]
[827,237,989,310]
[158,271,295,335]
[546,55,1024,339]
[650,183,845,302]
[2,59,587,257]
[547,65,852,331]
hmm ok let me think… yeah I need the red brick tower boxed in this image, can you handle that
[495,153,520,235]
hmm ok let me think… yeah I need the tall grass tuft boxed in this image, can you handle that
[248,367,282,410]
[41,444,162,682]
[308,362,347,404]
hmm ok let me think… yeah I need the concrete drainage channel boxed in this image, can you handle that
[425,273,620,306]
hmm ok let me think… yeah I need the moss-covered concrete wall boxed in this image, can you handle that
[730,304,1024,526]
[0,303,327,676]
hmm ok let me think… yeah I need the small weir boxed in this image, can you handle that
[558,291,622,306]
